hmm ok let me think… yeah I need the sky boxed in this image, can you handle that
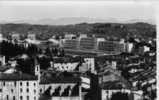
[0,1,155,24]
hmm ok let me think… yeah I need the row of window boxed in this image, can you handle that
[9,88,37,93]
[6,95,36,100]
[3,82,36,87]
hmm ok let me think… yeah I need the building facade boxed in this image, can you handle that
[27,34,36,40]
[39,76,82,100]
[79,38,97,50]
[98,41,125,54]
[63,39,79,49]
[0,73,38,100]
[53,62,79,72]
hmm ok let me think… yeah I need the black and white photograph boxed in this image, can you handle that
[0,1,156,100]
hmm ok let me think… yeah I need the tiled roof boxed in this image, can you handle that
[0,72,38,81]
[40,72,81,84]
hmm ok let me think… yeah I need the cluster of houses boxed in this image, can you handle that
[0,32,156,100]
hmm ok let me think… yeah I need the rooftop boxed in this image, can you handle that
[101,80,130,90]
[0,72,38,81]
[40,71,81,84]
[40,77,81,84]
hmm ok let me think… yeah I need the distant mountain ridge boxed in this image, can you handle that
[0,21,156,41]
[0,17,155,25]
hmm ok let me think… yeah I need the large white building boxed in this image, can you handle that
[53,62,79,72]
[0,64,40,100]
[11,33,20,41]
[0,73,39,100]
[81,57,96,74]
[27,34,36,40]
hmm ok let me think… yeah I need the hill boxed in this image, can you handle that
[0,22,156,40]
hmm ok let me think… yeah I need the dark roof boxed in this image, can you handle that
[53,56,81,63]
[101,81,130,90]
[40,72,81,84]
[40,77,81,84]
[0,65,11,72]
[0,72,38,81]
[99,69,132,89]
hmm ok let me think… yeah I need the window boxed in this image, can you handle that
[20,82,22,86]
[14,82,16,87]
[6,95,9,100]
[34,97,36,100]
[34,89,36,94]
[3,82,5,86]
[20,96,23,100]
[13,96,15,100]
[27,96,29,100]
[0,89,2,92]
[26,82,29,86]
[40,89,42,93]
[26,88,29,93]
[34,83,36,86]
[20,88,23,92]
[11,89,13,93]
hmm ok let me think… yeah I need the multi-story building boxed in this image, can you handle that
[0,73,39,100]
[63,39,79,49]
[98,41,125,54]
[52,62,79,72]
[39,72,82,100]
[78,34,87,40]
[0,64,40,100]
[27,34,36,40]
[11,33,20,41]
[99,66,132,100]
[125,42,134,53]
[79,37,97,50]
[79,57,96,74]
[64,34,76,40]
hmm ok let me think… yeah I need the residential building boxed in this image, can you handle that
[125,42,134,53]
[52,62,79,72]
[11,33,20,41]
[80,57,96,74]
[78,34,87,40]
[0,63,40,100]
[101,88,132,100]
[0,73,38,100]
[64,34,76,40]
[27,34,36,40]
[99,67,132,100]
[39,73,82,100]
